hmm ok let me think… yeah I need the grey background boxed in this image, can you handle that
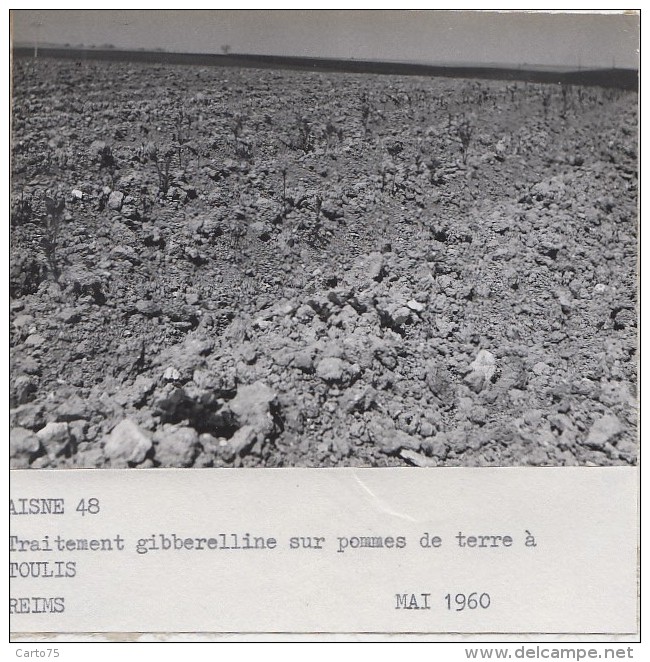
[11,9,640,69]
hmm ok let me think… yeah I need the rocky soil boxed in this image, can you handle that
[10,56,638,468]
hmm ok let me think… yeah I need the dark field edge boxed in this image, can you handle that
[12,47,639,91]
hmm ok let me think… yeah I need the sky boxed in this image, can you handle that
[10,9,640,70]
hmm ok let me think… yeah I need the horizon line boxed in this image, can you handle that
[11,43,638,73]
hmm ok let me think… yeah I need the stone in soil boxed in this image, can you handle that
[10,427,42,468]
[464,350,497,393]
[108,191,124,210]
[37,421,73,460]
[400,448,437,467]
[104,419,153,467]
[585,414,625,450]
[316,357,346,384]
[368,419,421,455]
[340,383,376,413]
[228,381,278,439]
[229,425,258,456]
[153,425,200,467]
[420,435,449,460]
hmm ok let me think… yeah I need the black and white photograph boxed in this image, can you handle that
[9,9,639,471]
